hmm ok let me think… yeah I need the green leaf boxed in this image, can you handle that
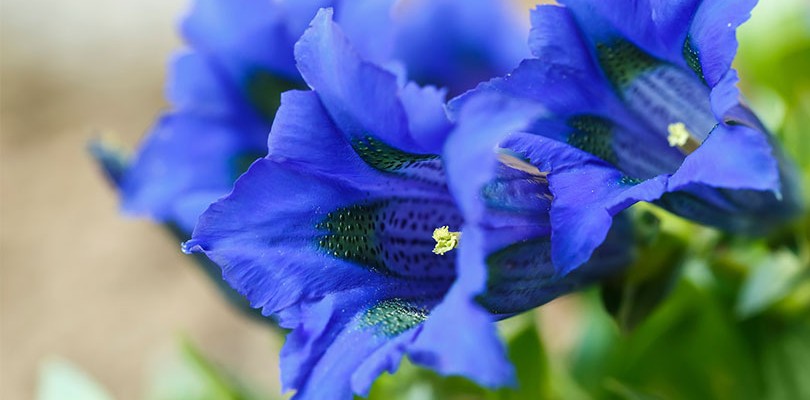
[37,357,115,400]
[602,210,690,332]
[736,0,810,170]
[568,279,766,399]
[610,281,761,400]
[737,249,805,318]
[753,320,810,399]
[569,290,621,395]
[492,315,553,400]
[601,379,663,400]
[144,337,268,400]
[177,337,262,400]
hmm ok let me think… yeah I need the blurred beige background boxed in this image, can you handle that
[1,1,281,398]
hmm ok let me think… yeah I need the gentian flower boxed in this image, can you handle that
[92,0,528,234]
[184,10,632,399]
[451,0,803,272]
[388,0,529,95]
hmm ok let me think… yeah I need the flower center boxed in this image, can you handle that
[666,122,700,152]
[597,40,716,156]
[432,226,461,255]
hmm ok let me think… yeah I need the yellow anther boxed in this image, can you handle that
[667,122,692,147]
[432,226,461,255]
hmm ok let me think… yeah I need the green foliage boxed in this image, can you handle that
[737,0,810,195]
[748,318,810,400]
[146,338,272,400]
[736,248,805,318]
[601,210,690,332]
[498,317,553,400]
[38,358,115,400]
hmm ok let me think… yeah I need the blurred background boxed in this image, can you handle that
[1,0,808,399]
[1,0,281,398]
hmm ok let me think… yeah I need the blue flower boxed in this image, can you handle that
[184,10,631,399]
[389,0,529,95]
[95,0,308,233]
[452,0,803,273]
[93,0,528,234]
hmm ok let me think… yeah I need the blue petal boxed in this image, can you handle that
[279,292,428,399]
[503,133,666,275]
[331,0,397,66]
[121,114,265,233]
[444,95,557,271]
[276,0,334,40]
[118,10,298,233]
[278,0,398,66]
[392,0,529,95]
[180,1,331,122]
[528,5,596,71]
[185,158,458,314]
[405,96,556,388]
[668,124,779,193]
[647,0,703,62]
[266,90,365,177]
[409,227,515,388]
[659,119,796,234]
[452,57,611,122]
[558,0,657,49]
[181,0,300,80]
[444,95,549,220]
[455,55,687,179]
[188,67,539,398]
[710,68,744,120]
[294,9,426,153]
[268,90,448,190]
[166,52,239,116]
[398,83,453,151]
[169,191,230,233]
[187,146,520,396]
[688,0,758,87]
[421,97,637,377]
[467,0,797,242]
[447,93,647,276]
[504,6,704,179]
[479,213,635,316]
[167,50,293,127]
[557,0,701,67]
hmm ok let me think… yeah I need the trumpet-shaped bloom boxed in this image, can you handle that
[184,10,631,399]
[93,0,528,234]
[452,0,802,272]
[97,0,310,233]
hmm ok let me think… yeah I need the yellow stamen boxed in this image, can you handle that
[667,122,692,147]
[432,226,461,255]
